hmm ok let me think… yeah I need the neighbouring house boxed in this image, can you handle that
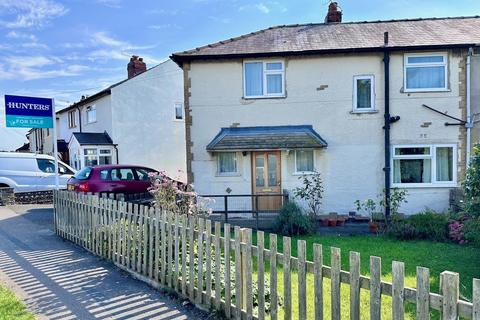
[28,56,186,181]
[171,5,480,215]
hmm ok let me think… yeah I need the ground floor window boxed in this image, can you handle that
[83,147,113,167]
[217,152,237,175]
[392,145,455,186]
[295,150,314,173]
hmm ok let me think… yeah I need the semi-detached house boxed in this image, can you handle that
[171,10,480,215]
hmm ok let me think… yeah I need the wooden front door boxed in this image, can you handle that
[252,151,282,211]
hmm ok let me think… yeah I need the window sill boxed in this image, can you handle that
[293,171,316,176]
[392,183,457,189]
[173,119,185,122]
[243,95,286,100]
[350,110,378,114]
[215,173,241,177]
[403,88,451,93]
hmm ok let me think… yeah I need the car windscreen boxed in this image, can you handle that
[73,167,92,180]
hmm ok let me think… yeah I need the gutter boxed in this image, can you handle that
[170,43,477,67]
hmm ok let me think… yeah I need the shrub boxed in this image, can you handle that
[463,217,480,247]
[462,144,480,217]
[273,201,314,236]
[387,209,448,241]
[293,171,324,219]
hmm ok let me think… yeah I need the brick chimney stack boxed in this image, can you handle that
[325,2,342,23]
[127,55,147,79]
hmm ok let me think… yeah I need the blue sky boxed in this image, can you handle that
[1,0,480,150]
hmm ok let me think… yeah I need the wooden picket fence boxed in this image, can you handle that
[53,191,480,320]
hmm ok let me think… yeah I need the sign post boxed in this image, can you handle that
[4,95,59,189]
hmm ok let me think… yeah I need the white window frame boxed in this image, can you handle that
[86,105,97,123]
[216,152,239,176]
[294,149,316,175]
[68,110,76,128]
[81,146,114,168]
[403,52,448,92]
[173,102,184,121]
[391,144,457,188]
[243,60,285,99]
[352,75,375,112]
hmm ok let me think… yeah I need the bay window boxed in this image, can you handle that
[84,147,113,167]
[404,53,448,91]
[295,150,315,173]
[244,61,285,98]
[392,145,456,186]
[217,152,237,175]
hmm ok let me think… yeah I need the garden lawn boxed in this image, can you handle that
[250,233,480,319]
[0,285,34,320]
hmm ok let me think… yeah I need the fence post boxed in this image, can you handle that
[349,251,360,320]
[416,267,430,320]
[270,233,278,320]
[313,244,323,320]
[224,195,228,223]
[441,271,459,320]
[370,256,381,320]
[473,278,480,320]
[331,247,341,320]
[392,261,405,320]
[284,236,292,320]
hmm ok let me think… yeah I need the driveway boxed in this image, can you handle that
[0,205,210,320]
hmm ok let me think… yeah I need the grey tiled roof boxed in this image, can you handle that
[172,16,480,62]
[72,132,113,145]
[206,125,328,151]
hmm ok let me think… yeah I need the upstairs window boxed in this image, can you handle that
[244,61,285,98]
[86,105,96,123]
[404,53,448,91]
[353,75,375,111]
[68,110,76,128]
[174,103,184,120]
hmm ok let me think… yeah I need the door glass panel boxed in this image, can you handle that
[255,155,265,187]
[268,154,277,186]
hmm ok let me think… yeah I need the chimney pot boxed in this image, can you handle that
[325,1,342,23]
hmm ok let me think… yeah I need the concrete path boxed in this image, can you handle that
[0,205,210,320]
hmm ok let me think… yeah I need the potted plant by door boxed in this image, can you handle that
[355,199,380,234]
[369,212,385,234]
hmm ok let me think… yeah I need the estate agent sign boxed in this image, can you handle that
[4,94,54,128]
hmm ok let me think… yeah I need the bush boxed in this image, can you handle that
[273,201,314,236]
[463,144,480,217]
[387,209,448,241]
[463,217,480,247]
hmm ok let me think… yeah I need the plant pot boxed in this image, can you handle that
[328,219,337,227]
[368,221,379,234]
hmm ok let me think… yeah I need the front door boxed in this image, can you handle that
[252,151,282,211]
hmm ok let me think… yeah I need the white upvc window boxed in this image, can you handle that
[68,110,76,128]
[295,150,315,174]
[404,53,448,92]
[243,61,285,98]
[392,144,456,187]
[174,102,184,120]
[217,152,238,175]
[353,75,375,112]
[83,147,113,167]
[86,105,96,123]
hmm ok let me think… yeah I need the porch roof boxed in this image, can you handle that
[206,125,328,151]
[71,132,114,146]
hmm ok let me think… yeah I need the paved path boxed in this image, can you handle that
[0,205,210,320]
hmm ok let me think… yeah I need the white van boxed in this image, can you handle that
[0,152,76,192]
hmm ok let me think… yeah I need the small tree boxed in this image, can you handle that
[355,188,408,221]
[463,144,480,217]
[293,171,324,219]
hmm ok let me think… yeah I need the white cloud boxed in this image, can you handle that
[6,30,37,41]
[149,24,182,30]
[96,0,122,8]
[91,31,128,47]
[208,16,231,24]
[255,3,270,14]
[0,55,84,80]
[0,0,68,28]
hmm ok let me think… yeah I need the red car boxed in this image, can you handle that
[67,165,157,194]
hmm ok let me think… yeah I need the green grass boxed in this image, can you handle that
[0,286,34,320]
[249,233,480,319]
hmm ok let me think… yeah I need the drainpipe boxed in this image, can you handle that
[466,48,473,167]
[383,32,391,219]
